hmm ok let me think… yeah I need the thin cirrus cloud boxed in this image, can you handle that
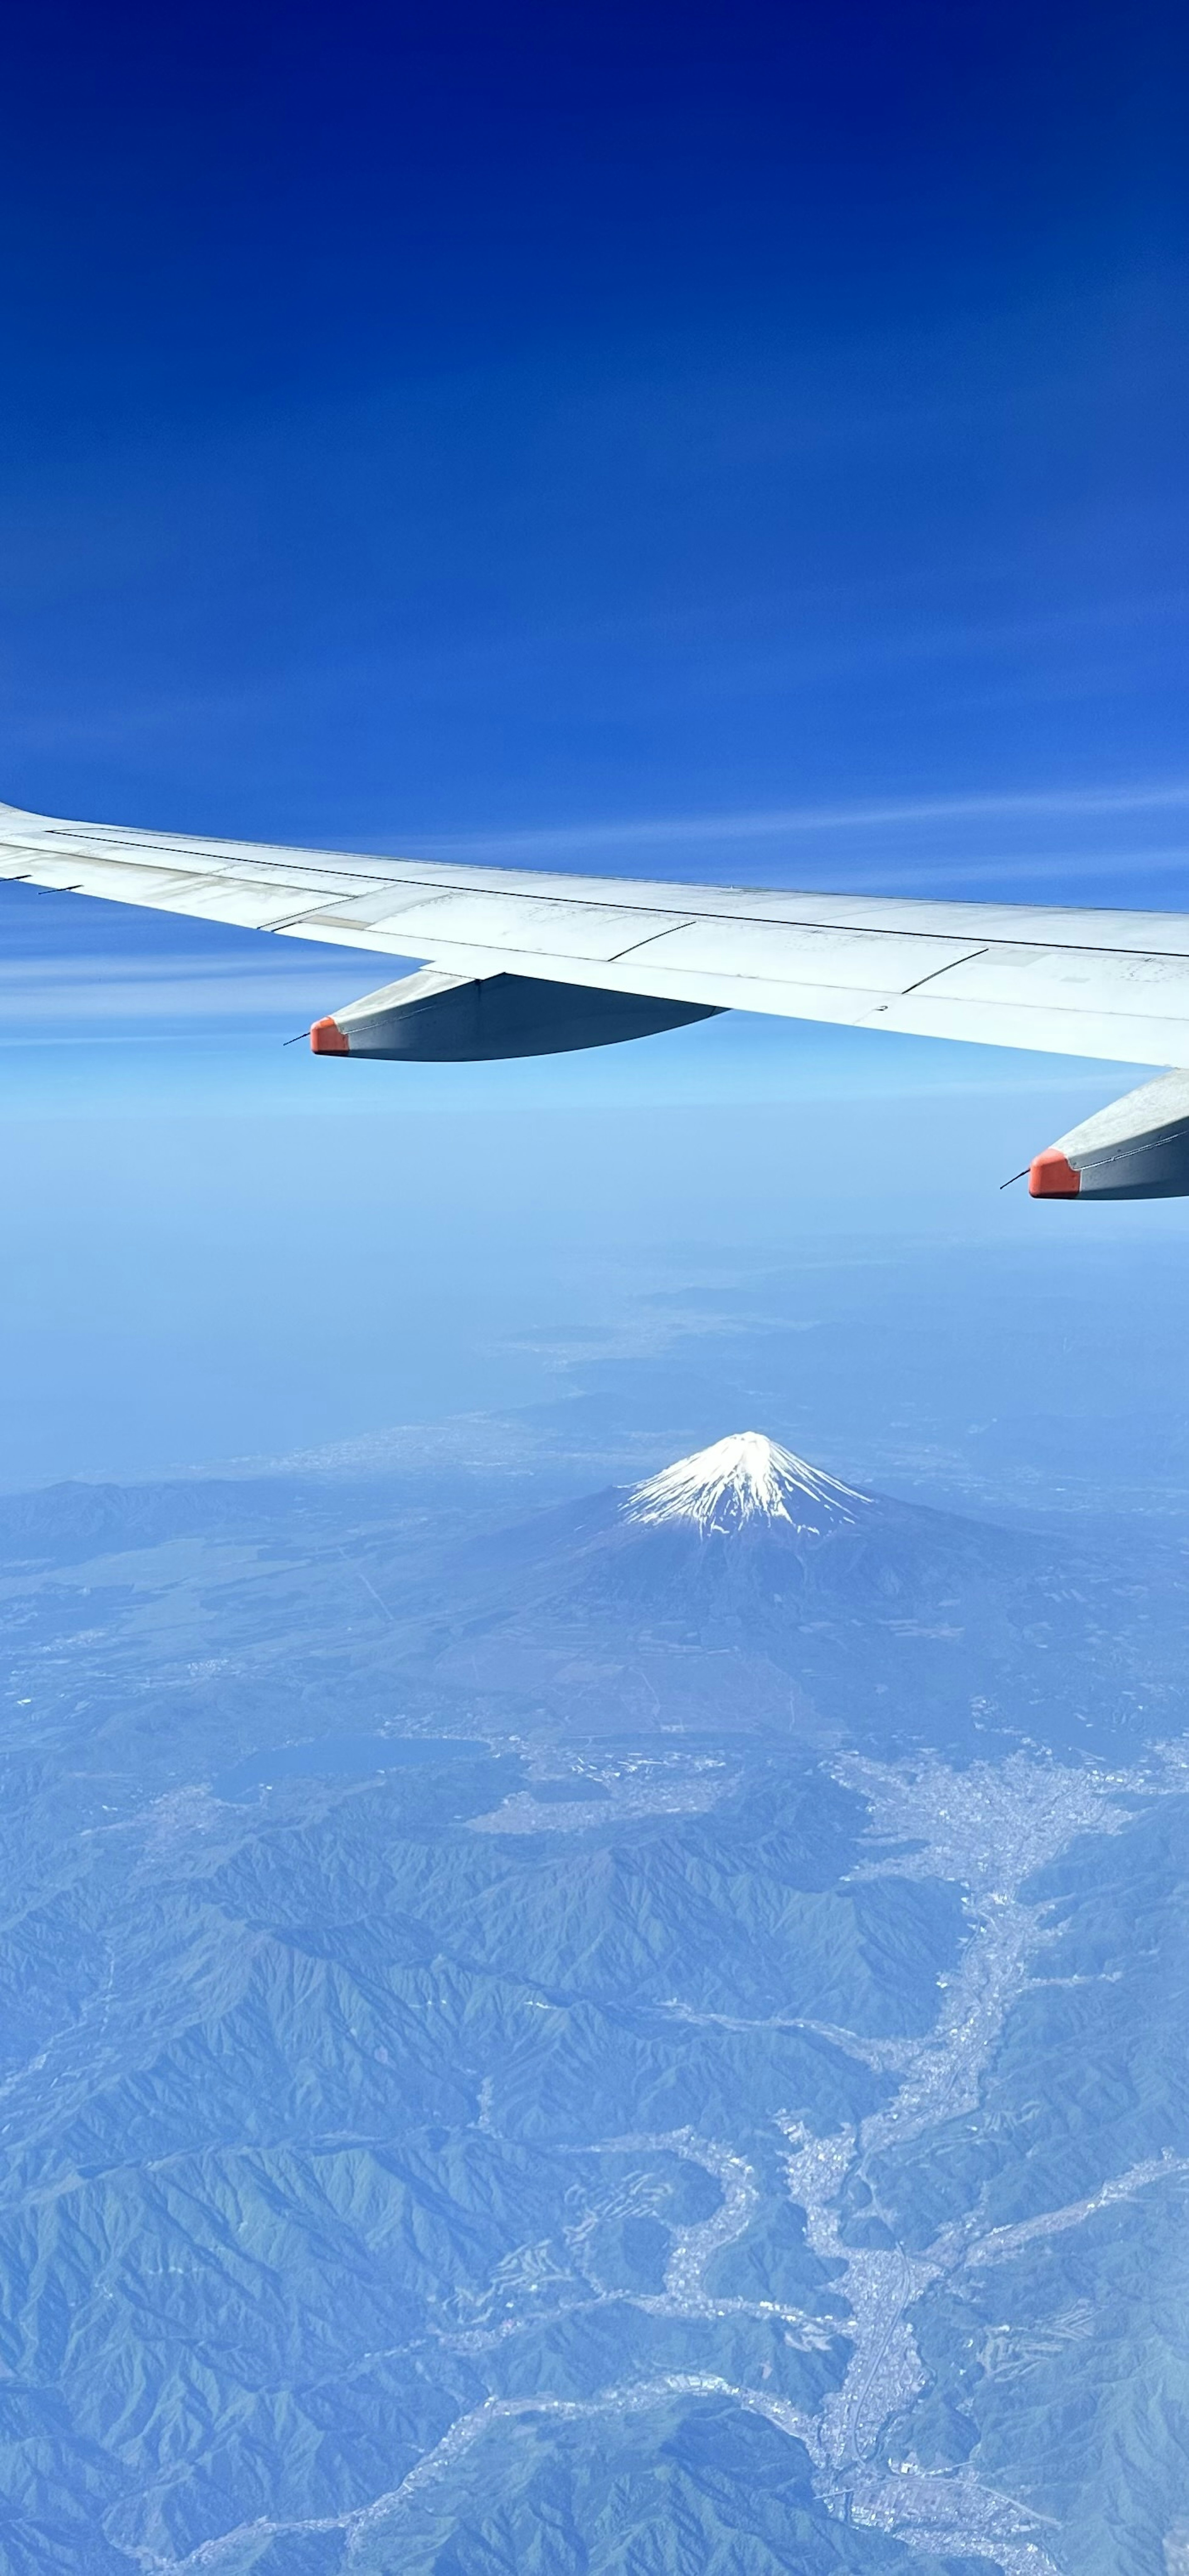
[405,780,1189,906]
[421,778,1189,854]
[0,940,397,1037]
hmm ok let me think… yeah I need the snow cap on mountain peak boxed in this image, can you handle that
[622,1432,870,1538]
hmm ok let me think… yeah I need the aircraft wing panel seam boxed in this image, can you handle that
[13,813,1189,963]
[896,945,990,994]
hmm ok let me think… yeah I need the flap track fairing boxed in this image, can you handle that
[310,967,722,1063]
[1030,1069,1189,1200]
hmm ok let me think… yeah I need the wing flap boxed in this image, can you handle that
[612,914,989,990]
[878,996,1189,1064]
[903,940,1189,1008]
[292,890,695,961]
[131,879,346,931]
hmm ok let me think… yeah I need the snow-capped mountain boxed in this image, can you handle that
[437,1428,1072,1745]
[622,1431,871,1539]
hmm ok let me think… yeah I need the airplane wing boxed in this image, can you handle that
[4,791,1189,1198]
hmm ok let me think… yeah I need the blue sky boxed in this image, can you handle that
[2,0,1188,1485]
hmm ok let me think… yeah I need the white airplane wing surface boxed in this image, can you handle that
[5,791,1189,1199]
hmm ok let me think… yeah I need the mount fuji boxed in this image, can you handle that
[622,1431,871,1538]
[426,1430,1101,1747]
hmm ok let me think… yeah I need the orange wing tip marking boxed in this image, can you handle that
[310,1017,350,1055]
[1029,1148,1080,1198]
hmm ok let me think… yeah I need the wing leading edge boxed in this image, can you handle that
[4,793,1189,1196]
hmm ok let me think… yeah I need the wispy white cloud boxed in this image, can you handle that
[414,781,1189,864]
[0,951,374,1031]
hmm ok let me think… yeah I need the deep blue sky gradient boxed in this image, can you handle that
[4,0,1188,836]
[2,0,1188,1482]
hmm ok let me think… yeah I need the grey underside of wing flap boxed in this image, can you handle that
[322,968,723,1061]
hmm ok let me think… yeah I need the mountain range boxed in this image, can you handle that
[0,1432,1186,2573]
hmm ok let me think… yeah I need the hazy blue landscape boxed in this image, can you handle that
[3,1334,1189,2576]
[5,0,1189,2566]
